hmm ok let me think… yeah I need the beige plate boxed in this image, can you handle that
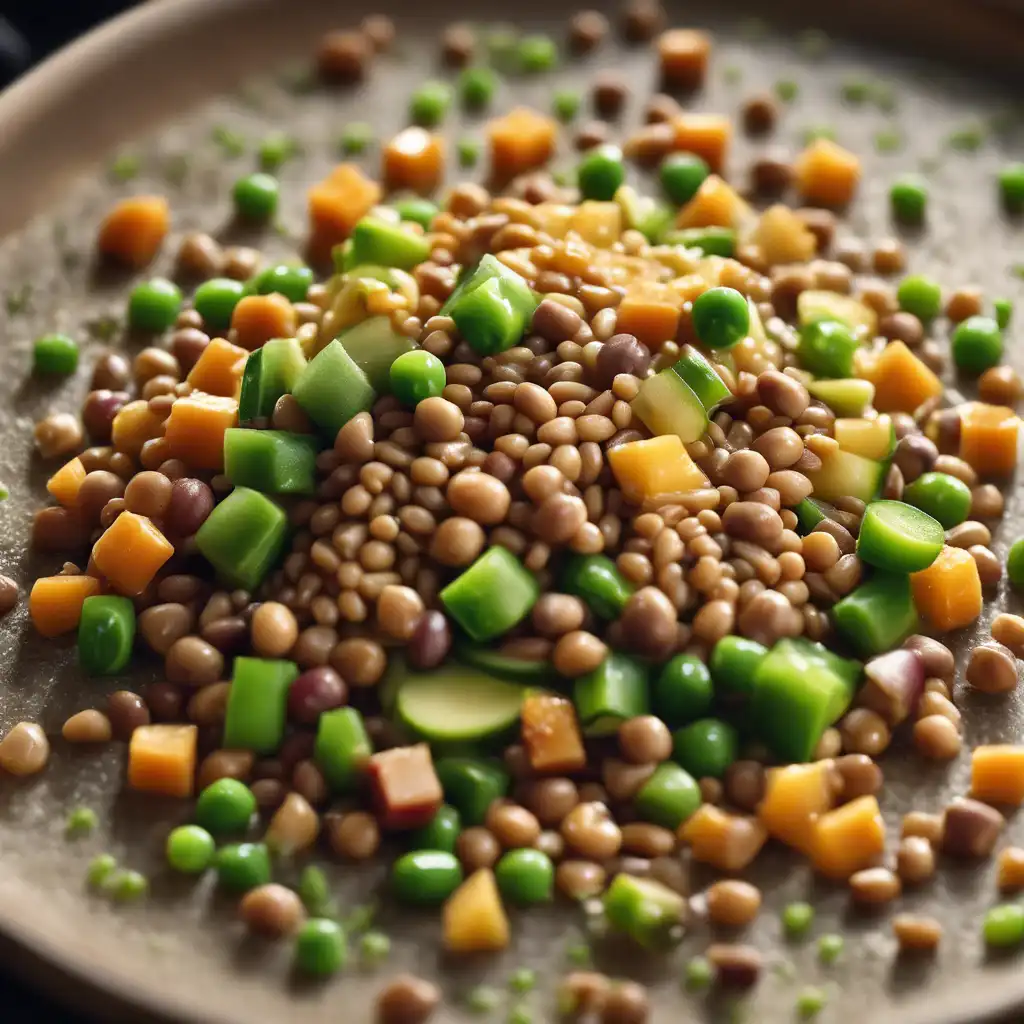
[3,0,1024,1020]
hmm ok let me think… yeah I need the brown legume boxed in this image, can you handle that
[106,690,150,739]
[165,636,224,687]
[942,797,1004,858]
[556,859,607,900]
[893,914,942,953]
[600,981,650,1024]
[901,811,944,844]
[553,630,608,677]
[456,826,501,871]
[240,883,305,938]
[561,802,622,860]
[62,709,113,744]
[966,641,1018,694]
[903,634,954,681]
[979,364,1023,407]
[707,944,761,988]
[848,867,900,906]
[913,715,961,759]
[896,836,936,885]
[376,975,441,1024]
[619,586,678,660]
[618,716,672,765]
[197,749,254,790]
[250,601,298,658]
[486,802,541,849]
[705,879,762,927]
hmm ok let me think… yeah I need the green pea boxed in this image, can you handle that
[999,162,1024,212]
[104,868,148,901]
[340,122,373,155]
[233,172,279,221]
[995,298,1014,330]
[683,955,713,990]
[410,81,452,127]
[775,79,799,102]
[258,133,298,171]
[796,987,828,1018]
[294,918,347,976]
[889,175,928,223]
[77,595,135,675]
[195,778,257,834]
[634,763,701,830]
[66,807,98,838]
[459,67,498,110]
[691,286,750,350]
[33,333,79,375]
[782,901,814,938]
[391,850,464,905]
[87,853,117,888]
[518,34,557,72]
[466,985,502,1013]
[458,138,481,167]
[193,277,246,330]
[896,274,942,321]
[672,717,738,778]
[216,842,271,892]
[394,197,439,230]
[166,825,216,873]
[951,315,1002,374]
[659,153,710,204]
[128,278,182,333]
[390,349,446,407]
[409,804,461,853]
[903,471,972,529]
[359,930,391,963]
[508,968,536,993]
[817,933,844,964]
[251,263,315,304]
[298,865,332,915]
[553,90,581,121]
[983,904,1024,947]
[577,145,625,202]
[654,655,713,727]
[494,849,554,904]
[1007,537,1024,588]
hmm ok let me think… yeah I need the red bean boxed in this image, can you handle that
[288,667,348,724]
[166,478,215,536]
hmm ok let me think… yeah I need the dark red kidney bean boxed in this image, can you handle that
[81,390,130,442]
[287,666,348,724]
[32,506,91,551]
[141,682,184,722]
[201,616,249,654]
[594,334,651,389]
[166,478,215,536]
[277,730,316,771]
[170,328,211,372]
[407,609,452,670]
[251,777,287,811]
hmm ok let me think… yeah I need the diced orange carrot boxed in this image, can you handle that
[111,399,167,458]
[680,804,768,872]
[230,295,297,353]
[443,869,510,953]
[614,281,681,348]
[864,341,942,414]
[164,392,238,470]
[487,108,557,180]
[971,745,1024,807]
[658,29,711,90]
[97,196,170,267]
[911,545,982,633]
[794,138,861,207]
[521,695,586,773]
[46,457,87,508]
[29,575,101,637]
[670,113,731,173]
[383,127,447,193]
[92,510,174,597]
[757,762,834,855]
[959,402,1020,477]
[675,175,751,229]
[811,795,885,879]
[128,724,198,798]
[751,205,817,266]
[570,202,622,248]
[308,162,383,257]
[997,847,1024,891]
[186,336,249,397]
[607,435,709,505]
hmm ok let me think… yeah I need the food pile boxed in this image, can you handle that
[7,6,1024,1022]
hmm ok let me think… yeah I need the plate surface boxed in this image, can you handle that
[3,1,1024,1021]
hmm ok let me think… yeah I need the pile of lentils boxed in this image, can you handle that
[8,6,1024,1023]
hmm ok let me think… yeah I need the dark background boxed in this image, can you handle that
[0,2,133,1020]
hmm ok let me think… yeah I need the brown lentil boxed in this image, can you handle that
[705,879,762,927]
[556,859,607,900]
[913,716,962,760]
[0,722,49,776]
[62,709,113,744]
[106,690,151,739]
[456,827,501,871]
[966,641,1018,694]
[942,797,1004,858]
[896,836,936,885]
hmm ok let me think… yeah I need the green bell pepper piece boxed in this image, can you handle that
[292,339,377,440]
[709,635,768,697]
[440,547,539,641]
[434,757,510,826]
[603,874,687,948]
[634,763,702,829]
[223,428,319,495]
[349,217,431,270]
[222,657,299,754]
[315,708,372,791]
[832,572,918,657]
[562,553,634,620]
[195,487,288,590]
[573,654,648,736]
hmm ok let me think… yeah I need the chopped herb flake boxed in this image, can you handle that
[466,985,502,1014]
[212,126,246,159]
[775,80,799,103]
[108,152,141,182]
[874,129,903,154]
[340,122,374,155]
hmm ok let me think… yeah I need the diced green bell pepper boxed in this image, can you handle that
[292,339,377,440]
[237,337,307,424]
[603,874,687,949]
[78,595,135,675]
[440,547,539,642]
[349,217,432,270]
[750,638,862,762]
[315,707,372,791]
[434,757,510,826]
[709,635,768,697]
[195,486,288,590]
[662,226,736,256]
[562,554,634,620]
[793,498,828,535]
[634,763,702,829]
[832,572,918,657]
[337,315,417,393]
[573,654,648,736]
[222,657,299,754]
[224,429,318,495]
[797,319,860,378]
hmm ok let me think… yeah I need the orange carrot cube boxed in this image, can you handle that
[794,139,861,207]
[607,435,709,504]
[680,804,768,872]
[521,695,586,773]
[46,457,87,507]
[97,196,170,267]
[758,762,834,855]
[92,510,174,596]
[308,163,383,253]
[230,295,297,353]
[29,575,101,637]
[164,392,238,470]
[487,108,557,180]
[187,337,249,396]
[911,545,982,633]
[383,127,446,193]
[865,341,942,414]
[128,724,198,798]
[670,113,731,173]
[811,795,885,879]
[972,745,1024,807]
[675,175,751,229]
[959,402,1020,478]
[614,281,681,348]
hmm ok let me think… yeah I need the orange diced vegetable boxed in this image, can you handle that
[680,805,768,872]
[570,202,622,248]
[864,341,942,414]
[959,402,1020,477]
[811,795,885,879]
[911,545,982,632]
[997,847,1024,891]
[487,108,558,180]
[46,457,87,507]
[383,127,446,193]
[128,724,198,798]
[92,510,174,597]
[675,175,751,229]
[658,29,711,89]
[794,138,861,207]
[614,281,681,347]
[751,205,816,266]
[97,196,170,267]
[29,575,101,637]
[521,695,586,773]
[164,392,239,470]
[757,762,834,855]
[111,399,167,458]
[368,744,443,829]
[972,745,1024,807]
[187,336,249,396]
[230,295,297,353]
[443,869,510,953]
[607,435,709,505]
[308,162,383,255]
[670,114,731,173]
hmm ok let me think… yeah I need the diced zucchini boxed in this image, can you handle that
[833,415,896,461]
[349,217,431,270]
[454,640,553,682]
[794,497,828,535]
[805,447,886,504]
[630,367,708,443]
[797,290,878,335]
[672,346,732,412]
[292,339,377,440]
[574,654,648,736]
[807,378,875,417]
[337,315,417,393]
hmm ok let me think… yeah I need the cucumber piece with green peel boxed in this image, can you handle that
[396,663,527,742]
[292,339,377,440]
[797,290,877,334]
[672,346,732,412]
[630,367,708,444]
[662,227,736,256]
[574,654,649,736]
[337,316,417,393]
[454,640,554,683]
[807,378,875,417]
[440,547,539,642]
[805,447,887,504]
[833,415,896,461]
[237,348,264,424]
[238,337,308,425]
[793,498,829,534]
[224,429,319,495]
[349,218,431,270]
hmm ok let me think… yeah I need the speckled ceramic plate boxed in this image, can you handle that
[4,0,1024,1021]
